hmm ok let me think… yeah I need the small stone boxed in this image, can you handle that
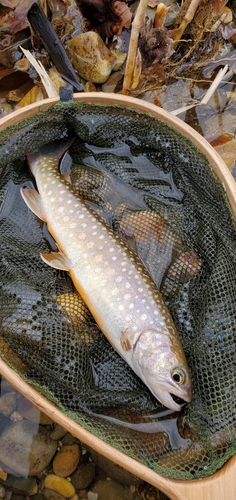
[91,479,133,500]
[0,468,7,481]
[10,411,23,421]
[50,425,68,441]
[61,434,76,446]
[53,445,81,477]
[84,82,97,92]
[44,476,75,498]
[11,495,25,500]
[87,493,98,500]
[0,476,37,495]
[87,447,143,485]
[0,421,57,477]
[0,485,5,498]
[71,463,95,490]
[30,483,38,495]
[110,49,127,71]
[0,392,17,416]
[101,71,123,93]
[67,32,116,83]
[31,494,45,500]
[43,488,66,500]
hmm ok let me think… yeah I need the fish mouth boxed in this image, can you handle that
[156,390,183,412]
[149,383,192,412]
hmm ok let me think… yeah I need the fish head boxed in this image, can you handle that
[132,328,192,412]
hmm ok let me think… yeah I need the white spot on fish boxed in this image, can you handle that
[124,294,131,300]
[116,276,122,283]
[141,314,147,320]
[67,200,72,204]
[129,303,134,309]
[79,233,86,240]
[50,197,55,202]
[63,216,69,222]
[87,241,94,248]
[47,190,52,195]
[118,305,124,311]
[70,222,77,228]
[58,207,64,212]
[79,214,84,219]
[99,235,105,239]
[82,223,87,228]
[112,256,117,261]
[125,282,131,288]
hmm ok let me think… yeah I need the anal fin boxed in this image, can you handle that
[40,251,70,271]
[20,188,46,221]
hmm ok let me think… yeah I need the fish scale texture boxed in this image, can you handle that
[0,101,235,480]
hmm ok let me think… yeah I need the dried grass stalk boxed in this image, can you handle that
[122,0,149,95]
[20,47,58,98]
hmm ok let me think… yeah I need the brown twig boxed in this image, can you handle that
[122,0,149,95]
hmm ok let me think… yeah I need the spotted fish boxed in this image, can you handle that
[21,138,192,411]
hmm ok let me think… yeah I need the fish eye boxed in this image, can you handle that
[172,369,186,385]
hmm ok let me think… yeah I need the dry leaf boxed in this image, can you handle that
[213,0,229,16]
[11,0,37,35]
[112,1,132,34]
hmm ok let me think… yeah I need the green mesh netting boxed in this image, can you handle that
[0,100,235,480]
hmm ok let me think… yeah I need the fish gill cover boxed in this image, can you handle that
[0,100,235,480]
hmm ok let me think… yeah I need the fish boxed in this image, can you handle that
[20,138,192,412]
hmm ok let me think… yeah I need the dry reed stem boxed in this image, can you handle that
[122,0,149,95]
[172,0,202,43]
[20,47,58,98]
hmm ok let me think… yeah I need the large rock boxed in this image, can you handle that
[67,32,116,83]
[0,420,57,477]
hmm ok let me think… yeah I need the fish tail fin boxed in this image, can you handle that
[27,136,75,175]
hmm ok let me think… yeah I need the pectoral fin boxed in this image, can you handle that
[20,188,46,221]
[40,251,71,271]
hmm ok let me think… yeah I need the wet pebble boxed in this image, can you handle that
[70,462,96,490]
[53,444,81,477]
[87,447,143,485]
[91,479,133,500]
[0,476,37,495]
[0,392,17,416]
[43,488,67,500]
[101,71,123,93]
[0,420,57,476]
[50,425,68,441]
[61,433,76,446]
[44,475,75,498]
